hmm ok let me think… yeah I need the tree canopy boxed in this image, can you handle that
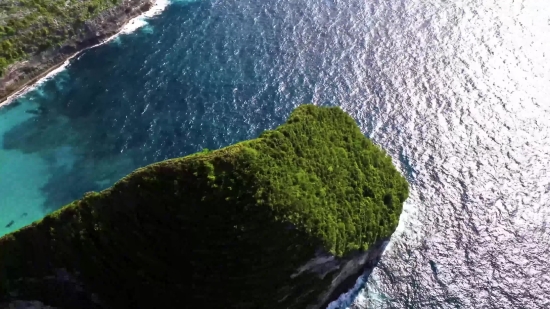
[0,104,408,308]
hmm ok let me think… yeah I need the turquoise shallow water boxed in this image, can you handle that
[0,98,49,235]
[1,0,550,308]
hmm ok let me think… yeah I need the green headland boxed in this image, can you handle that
[0,105,408,308]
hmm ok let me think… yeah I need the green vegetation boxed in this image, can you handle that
[0,105,408,308]
[0,0,123,74]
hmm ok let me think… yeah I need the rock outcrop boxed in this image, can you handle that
[0,105,409,308]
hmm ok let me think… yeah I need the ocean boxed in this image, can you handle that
[1,0,549,307]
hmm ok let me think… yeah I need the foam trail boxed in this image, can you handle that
[120,0,170,34]
[0,0,171,108]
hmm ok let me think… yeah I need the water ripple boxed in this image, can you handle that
[0,0,549,307]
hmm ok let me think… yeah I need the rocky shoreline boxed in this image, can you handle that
[0,0,153,105]
[316,240,389,309]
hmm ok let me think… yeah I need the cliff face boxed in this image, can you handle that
[0,0,152,102]
[0,105,409,308]
[305,239,390,309]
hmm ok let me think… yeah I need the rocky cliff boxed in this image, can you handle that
[0,105,409,308]
[0,0,152,102]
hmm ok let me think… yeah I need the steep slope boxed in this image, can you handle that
[0,104,408,308]
[0,0,152,101]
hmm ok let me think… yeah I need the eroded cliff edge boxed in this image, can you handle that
[0,105,409,308]
[0,0,152,102]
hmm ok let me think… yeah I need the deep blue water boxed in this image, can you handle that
[1,0,550,308]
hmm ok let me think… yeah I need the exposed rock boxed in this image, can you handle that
[0,0,153,103]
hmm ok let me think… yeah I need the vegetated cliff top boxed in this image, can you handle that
[0,104,409,308]
[0,0,142,75]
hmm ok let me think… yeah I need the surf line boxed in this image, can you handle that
[0,0,171,109]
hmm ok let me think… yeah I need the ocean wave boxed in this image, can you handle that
[119,0,171,34]
[327,275,367,309]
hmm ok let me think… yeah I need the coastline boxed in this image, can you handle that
[0,0,170,108]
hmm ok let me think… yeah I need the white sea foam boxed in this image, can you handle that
[326,275,367,309]
[0,0,172,108]
[119,0,170,35]
[0,57,74,108]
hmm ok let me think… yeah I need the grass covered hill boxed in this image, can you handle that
[0,105,409,308]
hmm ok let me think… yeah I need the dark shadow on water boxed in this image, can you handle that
[2,0,379,219]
